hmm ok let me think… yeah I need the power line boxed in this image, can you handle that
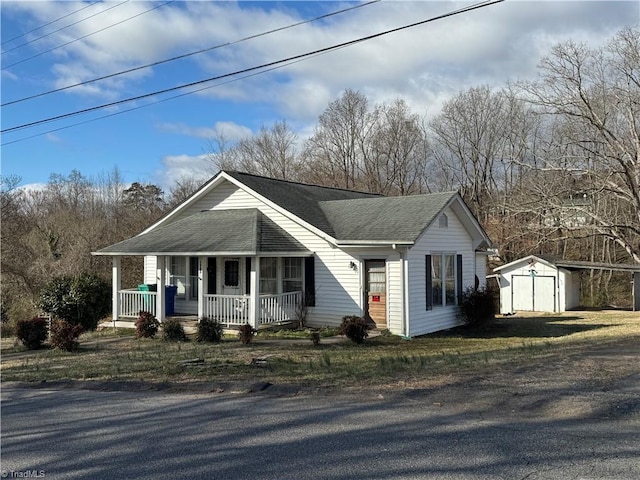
[1,0,505,136]
[0,52,328,146]
[1,0,381,107]
[2,1,174,70]
[1,1,99,46]
[2,0,129,55]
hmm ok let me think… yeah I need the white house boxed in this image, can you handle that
[493,254,640,314]
[93,171,492,337]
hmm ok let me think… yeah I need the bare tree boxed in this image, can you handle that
[302,89,374,189]
[235,121,300,180]
[205,127,241,173]
[429,86,514,213]
[367,99,429,195]
[521,27,640,263]
[168,176,204,208]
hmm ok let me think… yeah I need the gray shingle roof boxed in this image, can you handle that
[319,191,458,242]
[96,209,309,255]
[494,254,640,273]
[95,171,486,255]
[225,171,381,237]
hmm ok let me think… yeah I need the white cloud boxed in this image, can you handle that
[154,153,211,190]
[6,1,635,112]
[17,182,47,193]
[157,121,253,141]
[3,0,637,189]
[45,132,62,144]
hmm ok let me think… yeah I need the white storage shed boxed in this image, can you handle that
[493,255,640,314]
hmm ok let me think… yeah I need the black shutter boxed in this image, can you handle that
[245,258,251,294]
[207,257,217,295]
[425,255,432,311]
[457,254,463,305]
[304,256,316,306]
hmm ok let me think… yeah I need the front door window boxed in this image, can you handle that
[223,258,241,294]
[365,259,387,327]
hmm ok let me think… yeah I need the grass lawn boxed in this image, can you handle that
[1,310,638,391]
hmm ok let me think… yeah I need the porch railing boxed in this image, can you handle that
[117,289,303,325]
[119,288,156,318]
[260,291,302,325]
[203,294,250,326]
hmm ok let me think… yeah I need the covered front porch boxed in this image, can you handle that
[94,208,315,328]
[116,284,303,327]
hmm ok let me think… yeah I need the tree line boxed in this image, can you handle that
[2,27,638,324]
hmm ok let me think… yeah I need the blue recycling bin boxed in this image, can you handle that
[165,285,177,315]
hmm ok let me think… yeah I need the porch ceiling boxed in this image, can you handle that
[93,209,311,256]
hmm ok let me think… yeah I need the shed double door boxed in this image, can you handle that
[512,275,556,312]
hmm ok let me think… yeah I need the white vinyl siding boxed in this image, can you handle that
[385,254,403,334]
[144,256,156,284]
[475,253,487,289]
[143,179,364,326]
[407,206,475,336]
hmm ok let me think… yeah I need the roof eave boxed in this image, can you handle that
[336,240,414,247]
[93,250,312,257]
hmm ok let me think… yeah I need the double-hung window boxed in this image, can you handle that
[283,257,303,293]
[260,257,278,294]
[426,253,463,309]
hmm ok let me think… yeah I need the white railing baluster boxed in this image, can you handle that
[259,291,302,325]
[118,289,157,318]
[118,290,302,325]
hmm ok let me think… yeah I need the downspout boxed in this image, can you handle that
[403,248,410,339]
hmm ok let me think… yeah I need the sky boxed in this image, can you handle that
[1,0,638,192]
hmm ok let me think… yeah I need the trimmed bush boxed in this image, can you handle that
[339,315,371,344]
[238,323,256,344]
[49,319,84,351]
[38,273,111,331]
[162,318,187,342]
[135,311,159,338]
[458,286,496,328]
[16,317,49,349]
[197,317,223,343]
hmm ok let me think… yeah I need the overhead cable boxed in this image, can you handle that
[0,52,326,146]
[1,0,505,136]
[2,0,129,55]
[2,1,173,69]
[1,1,99,46]
[2,0,380,107]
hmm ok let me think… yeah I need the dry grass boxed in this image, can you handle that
[1,310,638,390]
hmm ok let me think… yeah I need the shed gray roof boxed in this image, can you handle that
[95,209,309,255]
[494,254,640,273]
[319,191,458,242]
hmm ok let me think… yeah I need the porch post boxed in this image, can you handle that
[249,256,260,328]
[156,256,166,322]
[198,256,206,319]
[112,257,121,326]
